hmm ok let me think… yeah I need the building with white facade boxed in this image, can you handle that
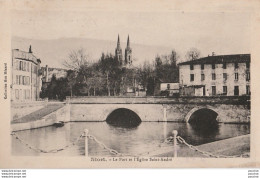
[160,82,179,96]
[179,54,250,96]
[11,46,42,101]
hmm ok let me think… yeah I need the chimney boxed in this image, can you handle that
[29,45,32,53]
[212,52,215,56]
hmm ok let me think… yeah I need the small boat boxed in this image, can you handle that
[53,121,65,127]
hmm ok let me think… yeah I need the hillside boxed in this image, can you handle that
[12,36,174,68]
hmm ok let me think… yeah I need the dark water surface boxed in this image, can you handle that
[12,121,250,156]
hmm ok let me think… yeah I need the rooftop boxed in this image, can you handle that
[12,49,40,64]
[178,54,250,65]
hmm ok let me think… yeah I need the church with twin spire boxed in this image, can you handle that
[115,34,133,68]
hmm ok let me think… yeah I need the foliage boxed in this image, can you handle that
[41,47,201,99]
[185,47,201,61]
[63,48,89,72]
[40,74,70,101]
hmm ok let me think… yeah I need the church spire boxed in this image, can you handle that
[127,35,130,48]
[115,34,123,64]
[117,34,121,48]
[125,35,132,68]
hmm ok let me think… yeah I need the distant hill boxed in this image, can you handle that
[12,36,174,68]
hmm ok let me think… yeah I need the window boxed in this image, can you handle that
[23,76,26,85]
[24,76,27,85]
[24,89,30,99]
[223,73,227,81]
[212,73,216,80]
[212,86,216,96]
[212,64,215,69]
[19,61,22,70]
[234,86,239,96]
[24,62,26,71]
[34,66,37,74]
[190,64,194,70]
[15,89,19,99]
[223,63,226,69]
[23,62,26,71]
[19,76,22,85]
[24,90,26,99]
[246,72,250,81]
[27,62,29,72]
[201,74,205,81]
[246,85,250,95]
[246,62,250,69]
[223,86,227,95]
[201,64,204,70]
[235,62,239,69]
[15,60,19,70]
[16,75,19,85]
[167,84,170,90]
[190,74,194,81]
[235,73,239,81]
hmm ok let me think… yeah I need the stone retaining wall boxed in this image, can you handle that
[11,105,70,132]
[11,100,48,121]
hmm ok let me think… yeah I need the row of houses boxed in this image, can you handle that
[11,46,251,101]
[160,53,250,97]
[11,46,67,102]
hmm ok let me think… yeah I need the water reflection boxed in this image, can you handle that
[189,123,220,137]
[188,108,220,137]
[12,121,250,156]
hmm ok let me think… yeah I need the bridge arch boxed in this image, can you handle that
[185,107,219,123]
[105,108,142,127]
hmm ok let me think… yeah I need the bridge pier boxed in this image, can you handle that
[163,105,167,122]
[163,122,167,139]
[65,97,71,122]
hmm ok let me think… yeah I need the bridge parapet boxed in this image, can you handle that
[66,96,250,105]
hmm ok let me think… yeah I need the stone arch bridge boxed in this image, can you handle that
[67,96,250,123]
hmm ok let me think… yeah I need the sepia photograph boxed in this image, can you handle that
[1,0,260,169]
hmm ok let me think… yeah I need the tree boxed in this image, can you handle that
[169,50,179,67]
[63,48,90,72]
[47,75,58,99]
[146,77,155,96]
[149,50,180,96]
[67,70,77,97]
[185,48,201,61]
[136,61,154,91]
[81,64,105,96]
[98,53,121,96]
[56,77,70,100]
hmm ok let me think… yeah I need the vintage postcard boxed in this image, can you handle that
[0,0,260,168]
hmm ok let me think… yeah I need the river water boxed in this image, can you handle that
[12,121,250,156]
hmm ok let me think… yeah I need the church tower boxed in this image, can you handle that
[115,34,123,65]
[125,35,132,67]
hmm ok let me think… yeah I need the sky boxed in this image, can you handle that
[11,10,251,59]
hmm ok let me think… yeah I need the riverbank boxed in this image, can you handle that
[12,103,64,124]
[152,134,250,157]
[11,103,69,131]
